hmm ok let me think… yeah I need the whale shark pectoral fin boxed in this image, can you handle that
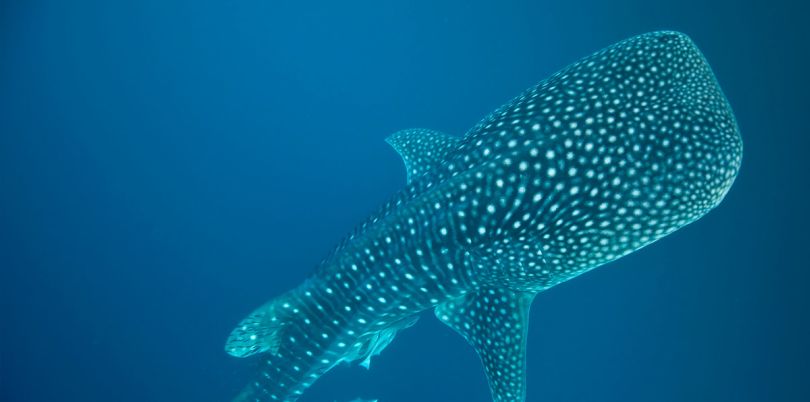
[436,288,535,402]
[384,128,459,183]
[343,315,419,370]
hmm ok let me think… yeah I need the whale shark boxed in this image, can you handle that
[225,31,742,402]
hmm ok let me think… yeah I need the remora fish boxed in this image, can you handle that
[225,31,742,402]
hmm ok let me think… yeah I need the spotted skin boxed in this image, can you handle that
[225,31,742,402]
[436,288,534,402]
[385,128,459,183]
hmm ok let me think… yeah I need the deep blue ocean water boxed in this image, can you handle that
[2,1,809,401]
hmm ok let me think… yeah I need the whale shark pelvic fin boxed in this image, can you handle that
[343,315,420,369]
[385,128,459,183]
[436,287,535,402]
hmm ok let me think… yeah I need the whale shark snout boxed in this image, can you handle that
[646,31,743,211]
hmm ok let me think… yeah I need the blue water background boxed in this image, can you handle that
[2,1,808,401]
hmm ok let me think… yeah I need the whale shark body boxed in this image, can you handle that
[225,31,742,402]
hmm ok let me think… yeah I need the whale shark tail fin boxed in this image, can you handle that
[225,291,296,358]
[226,286,419,401]
[226,287,328,401]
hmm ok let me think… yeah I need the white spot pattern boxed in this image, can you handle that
[226,31,742,402]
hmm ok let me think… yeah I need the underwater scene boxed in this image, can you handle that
[2,1,809,401]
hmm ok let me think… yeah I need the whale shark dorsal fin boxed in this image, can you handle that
[436,288,535,402]
[384,128,459,183]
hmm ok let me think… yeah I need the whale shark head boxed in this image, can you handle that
[449,31,743,289]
